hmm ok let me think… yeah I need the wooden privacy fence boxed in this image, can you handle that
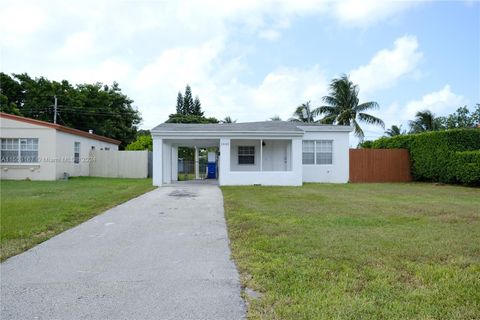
[349,149,412,182]
[89,150,152,178]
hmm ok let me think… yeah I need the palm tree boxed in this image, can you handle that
[221,116,236,123]
[314,75,384,140]
[290,101,315,123]
[409,110,444,133]
[385,125,405,137]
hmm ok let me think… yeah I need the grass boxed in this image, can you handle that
[222,183,480,320]
[0,177,155,261]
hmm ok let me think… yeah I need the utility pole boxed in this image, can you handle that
[54,95,58,124]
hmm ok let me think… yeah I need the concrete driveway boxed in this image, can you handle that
[1,184,245,320]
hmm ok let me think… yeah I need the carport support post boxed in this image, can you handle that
[195,146,200,179]
[152,137,162,186]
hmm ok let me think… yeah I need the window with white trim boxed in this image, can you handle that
[74,142,80,164]
[0,138,38,163]
[316,140,333,164]
[302,140,315,164]
[238,146,255,165]
[302,140,333,165]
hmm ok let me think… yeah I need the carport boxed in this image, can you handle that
[154,138,220,185]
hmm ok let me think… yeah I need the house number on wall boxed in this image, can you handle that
[220,142,230,146]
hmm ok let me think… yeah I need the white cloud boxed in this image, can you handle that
[0,0,423,130]
[350,35,423,94]
[252,66,327,116]
[0,2,47,47]
[258,29,282,41]
[333,0,417,26]
[403,85,467,120]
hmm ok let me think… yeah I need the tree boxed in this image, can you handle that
[183,85,194,115]
[385,125,405,137]
[192,96,203,116]
[125,135,152,151]
[270,115,282,121]
[409,110,445,133]
[165,114,218,124]
[176,92,183,114]
[443,105,480,129]
[0,73,141,148]
[290,101,315,123]
[166,84,212,123]
[221,116,236,123]
[315,74,384,140]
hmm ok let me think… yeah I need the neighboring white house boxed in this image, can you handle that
[0,112,120,180]
[151,121,352,186]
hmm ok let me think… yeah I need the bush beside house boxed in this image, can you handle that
[367,129,480,185]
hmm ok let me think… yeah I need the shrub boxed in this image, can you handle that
[371,129,480,185]
[358,140,373,148]
[455,151,480,186]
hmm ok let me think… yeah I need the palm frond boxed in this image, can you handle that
[352,119,365,140]
[358,113,385,128]
[356,101,379,112]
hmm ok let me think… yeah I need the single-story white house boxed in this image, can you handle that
[151,121,352,186]
[0,112,120,180]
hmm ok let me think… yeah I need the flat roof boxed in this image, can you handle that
[0,112,121,145]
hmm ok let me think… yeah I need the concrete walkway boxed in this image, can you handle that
[1,185,245,320]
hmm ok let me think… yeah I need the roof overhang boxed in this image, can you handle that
[151,130,305,138]
[298,125,353,132]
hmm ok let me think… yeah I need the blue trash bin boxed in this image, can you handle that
[207,163,216,179]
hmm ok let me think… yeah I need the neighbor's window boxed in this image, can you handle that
[316,140,333,165]
[302,140,333,165]
[0,138,38,163]
[302,141,315,164]
[238,146,255,165]
[74,142,80,164]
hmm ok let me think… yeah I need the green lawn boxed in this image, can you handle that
[0,177,155,261]
[222,183,480,320]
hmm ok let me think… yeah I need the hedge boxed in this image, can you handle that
[455,150,480,185]
[370,129,480,185]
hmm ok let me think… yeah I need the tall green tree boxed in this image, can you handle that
[192,96,203,116]
[443,105,480,129]
[221,116,236,123]
[314,74,384,140]
[290,101,315,123]
[166,84,213,123]
[0,73,141,148]
[409,110,445,133]
[385,125,405,137]
[183,85,194,115]
[176,92,184,114]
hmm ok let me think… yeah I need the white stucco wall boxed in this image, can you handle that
[262,139,291,171]
[0,117,57,180]
[230,139,261,171]
[152,138,162,186]
[0,117,118,180]
[55,131,118,179]
[220,137,302,186]
[301,131,350,183]
[162,140,172,184]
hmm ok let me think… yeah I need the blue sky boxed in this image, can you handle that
[1,0,479,143]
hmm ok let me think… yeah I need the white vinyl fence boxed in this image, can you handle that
[89,150,151,178]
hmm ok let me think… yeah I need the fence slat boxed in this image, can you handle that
[349,149,412,182]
